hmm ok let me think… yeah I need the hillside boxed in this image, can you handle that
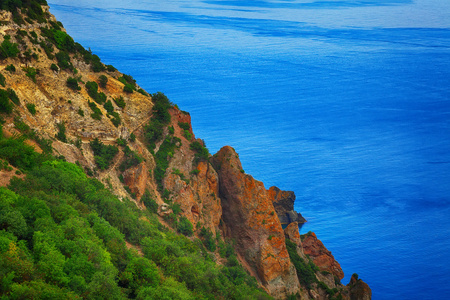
[0,1,371,299]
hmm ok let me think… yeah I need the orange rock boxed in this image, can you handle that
[301,232,345,280]
[212,146,300,298]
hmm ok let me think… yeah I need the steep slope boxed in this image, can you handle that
[0,2,371,299]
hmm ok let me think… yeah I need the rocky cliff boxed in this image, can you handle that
[0,3,371,299]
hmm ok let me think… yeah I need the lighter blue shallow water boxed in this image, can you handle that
[48,0,450,298]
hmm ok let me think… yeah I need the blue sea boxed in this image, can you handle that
[48,0,450,298]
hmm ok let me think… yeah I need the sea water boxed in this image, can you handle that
[48,0,450,298]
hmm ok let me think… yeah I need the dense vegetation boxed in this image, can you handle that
[0,130,271,299]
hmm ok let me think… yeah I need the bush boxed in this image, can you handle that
[200,227,216,252]
[66,77,80,91]
[0,89,13,114]
[55,51,73,71]
[123,84,134,93]
[98,75,108,88]
[55,122,67,143]
[119,146,142,172]
[88,101,102,120]
[141,190,158,214]
[190,141,209,161]
[7,88,19,105]
[0,73,6,87]
[177,216,193,236]
[5,64,16,73]
[113,96,125,109]
[0,35,19,59]
[26,103,36,115]
[23,67,37,83]
[50,63,59,72]
[89,138,119,170]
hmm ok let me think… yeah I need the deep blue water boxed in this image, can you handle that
[48,0,450,298]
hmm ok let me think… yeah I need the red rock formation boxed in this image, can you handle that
[268,186,306,225]
[163,109,222,233]
[301,232,344,280]
[212,146,300,298]
[123,161,149,199]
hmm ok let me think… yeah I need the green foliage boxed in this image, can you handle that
[154,136,180,191]
[55,122,67,143]
[285,238,318,289]
[89,138,118,170]
[177,216,193,236]
[55,51,73,71]
[141,190,158,214]
[77,108,84,117]
[103,100,114,114]
[113,96,126,109]
[200,227,216,252]
[0,89,14,114]
[119,146,142,172]
[108,111,121,127]
[85,81,106,104]
[190,140,210,161]
[0,35,19,59]
[5,64,16,73]
[123,84,134,94]
[50,63,59,72]
[99,75,108,88]
[66,77,80,91]
[0,73,6,87]
[106,65,117,72]
[137,88,147,96]
[88,101,102,120]
[26,103,36,115]
[178,122,190,131]
[129,133,136,142]
[23,67,37,83]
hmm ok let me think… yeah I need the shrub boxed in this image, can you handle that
[50,63,59,72]
[141,190,158,214]
[66,77,80,91]
[103,100,114,114]
[77,108,84,117]
[98,75,108,88]
[178,122,190,131]
[55,51,73,70]
[88,101,102,120]
[106,65,117,72]
[119,146,142,172]
[285,239,318,288]
[177,216,193,236]
[0,89,13,114]
[123,84,134,93]
[200,227,216,252]
[129,133,136,142]
[7,88,19,105]
[0,35,19,59]
[113,96,125,109]
[26,103,36,115]
[5,64,16,72]
[89,138,119,170]
[108,111,121,127]
[190,141,209,161]
[0,73,6,87]
[23,67,37,83]
[55,122,67,143]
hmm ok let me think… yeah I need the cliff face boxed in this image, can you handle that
[211,146,300,297]
[0,4,371,299]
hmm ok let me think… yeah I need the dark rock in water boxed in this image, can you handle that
[268,186,306,224]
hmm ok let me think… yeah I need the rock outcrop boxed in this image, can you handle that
[268,186,306,225]
[211,146,300,298]
[348,274,372,300]
[301,232,345,280]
